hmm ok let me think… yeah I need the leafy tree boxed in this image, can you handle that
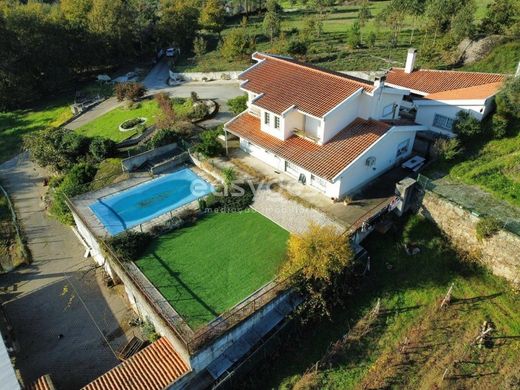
[358,0,372,28]
[496,77,520,121]
[199,0,226,38]
[222,167,237,188]
[24,128,91,172]
[287,38,308,56]
[149,128,178,148]
[220,17,255,60]
[114,82,146,102]
[491,114,508,139]
[453,110,482,140]
[433,138,461,161]
[347,21,362,48]
[158,0,199,52]
[107,231,153,261]
[193,128,224,157]
[300,15,322,41]
[89,137,117,162]
[227,95,248,115]
[193,36,207,58]
[263,0,281,42]
[280,223,354,321]
[155,92,176,130]
[481,0,519,34]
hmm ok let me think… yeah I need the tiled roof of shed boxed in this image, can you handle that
[226,113,391,181]
[239,53,374,118]
[386,68,505,95]
[82,338,189,390]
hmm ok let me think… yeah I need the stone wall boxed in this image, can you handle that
[420,191,520,284]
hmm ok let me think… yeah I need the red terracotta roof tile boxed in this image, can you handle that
[240,53,374,117]
[82,338,189,390]
[386,68,505,95]
[28,375,55,390]
[226,113,391,181]
[423,82,503,100]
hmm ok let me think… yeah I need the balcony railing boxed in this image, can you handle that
[293,128,320,143]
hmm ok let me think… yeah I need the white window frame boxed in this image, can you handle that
[382,103,395,118]
[433,114,454,131]
[264,112,270,125]
[310,174,327,191]
[396,138,410,158]
[274,116,280,129]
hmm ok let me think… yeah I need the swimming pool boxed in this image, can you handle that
[90,168,213,235]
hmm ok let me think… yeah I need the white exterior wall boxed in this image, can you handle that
[260,109,285,140]
[322,92,361,143]
[283,110,304,140]
[415,101,487,135]
[335,128,417,196]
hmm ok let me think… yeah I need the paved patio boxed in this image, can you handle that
[217,148,410,229]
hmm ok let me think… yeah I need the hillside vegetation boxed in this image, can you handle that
[236,216,520,389]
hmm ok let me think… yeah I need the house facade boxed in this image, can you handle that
[225,52,426,199]
[387,48,505,136]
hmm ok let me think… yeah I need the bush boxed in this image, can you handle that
[227,95,248,115]
[89,137,117,162]
[141,321,160,342]
[433,138,461,161]
[287,39,308,56]
[115,82,146,102]
[217,183,254,212]
[120,117,144,129]
[496,76,520,120]
[149,129,178,148]
[193,128,224,157]
[188,102,209,120]
[51,162,98,224]
[453,111,482,140]
[476,216,501,241]
[107,231,153,261]
[491,114,509,139]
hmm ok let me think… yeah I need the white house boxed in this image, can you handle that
[386,48,505,136]
[224,52,426,199]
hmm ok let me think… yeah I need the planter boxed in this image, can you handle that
[119,117,147,132]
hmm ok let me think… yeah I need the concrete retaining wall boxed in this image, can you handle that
[121,143,178,172]
[151,152,190,175]
[169,70,242,82]
[420,191,520,284]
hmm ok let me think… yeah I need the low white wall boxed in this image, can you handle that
[170,70,242,82]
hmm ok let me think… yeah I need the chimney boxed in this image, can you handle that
[405,48,417,74]
[373,74,386,88]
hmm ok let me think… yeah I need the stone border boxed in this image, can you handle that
[119,117,147,132]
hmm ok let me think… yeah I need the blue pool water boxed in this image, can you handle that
[90,168,213,235]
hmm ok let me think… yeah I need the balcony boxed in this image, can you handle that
[293,128,320,143]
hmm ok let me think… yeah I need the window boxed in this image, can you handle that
[274,116,280,129]
[285,161,299,177]
[382,103,395,118]
[310,175,327,190]
[264,112,270,125]
[396,139,410,158]
[433,114,454,130]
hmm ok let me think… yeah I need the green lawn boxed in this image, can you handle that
[0,98,72,163]
[76,99,161,142]
[240,215,520,389]
[136,211,289,329]
[463,41,520,74]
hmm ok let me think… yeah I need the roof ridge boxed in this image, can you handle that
[258,52,374,88]
[391,67,505,77]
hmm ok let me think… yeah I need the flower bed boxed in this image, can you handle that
[119,117,147,132]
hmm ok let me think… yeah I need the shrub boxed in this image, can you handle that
[491,114,509,139]
[120,117,144,129]
[115,82,146,102]
[476,216,501,241]
[287,39,308,56]
[141,321,160,342]
[222,167,237,188]
[367,31,377,48]
[188,102,209,120]
[433,138,461,161]
[347,21,362,48]
[453,111,482,140]
[280,223,354,321]
[149,129,178,148]
[227,95,248,115]
[218,183,254,212]
[193,128,224,157]
[89,137,117,162]
[220,19,256,60]
[51,162,98,224]
[190,91,199,102]
[496,76,520,120]
[107,231,153,261]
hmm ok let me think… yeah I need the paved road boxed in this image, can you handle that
[0,154,136,389]
[65,97,123,130]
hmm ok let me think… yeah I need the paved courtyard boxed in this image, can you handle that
[0,154,137,389]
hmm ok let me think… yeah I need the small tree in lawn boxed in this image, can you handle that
[263,0,282,43]
[280,222,354,321]
[155,92,176,130]
[347,21,362,49]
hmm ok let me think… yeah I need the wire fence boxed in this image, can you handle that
[0,183,30,263]
[417,174,520,237]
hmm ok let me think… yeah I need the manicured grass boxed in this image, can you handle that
[136,211,289,329]
[0,98,72,163]
[240,215,520,389]
[76,99,160,142]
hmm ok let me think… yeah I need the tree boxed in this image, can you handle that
[287,38,308,56]
[347,21,362,48]
[495,77,520,121]
[220,17,255,60]
[193,36,207,58]
[367,30,377,48]
[300,15,322,41]
[453,111,482,140]
[433,138,461,161]
[193,129,224,157]
[89,137,117,162]
[263,0,281,42]
[199,0,226,39]
[158,0,200,53]
[358,0,372,28]
[155,92,176,130]
[222,167,237,188]
[115,82,146,101]
[227,95,248,115]
[481,0,519,35]
[280,223,354,320]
